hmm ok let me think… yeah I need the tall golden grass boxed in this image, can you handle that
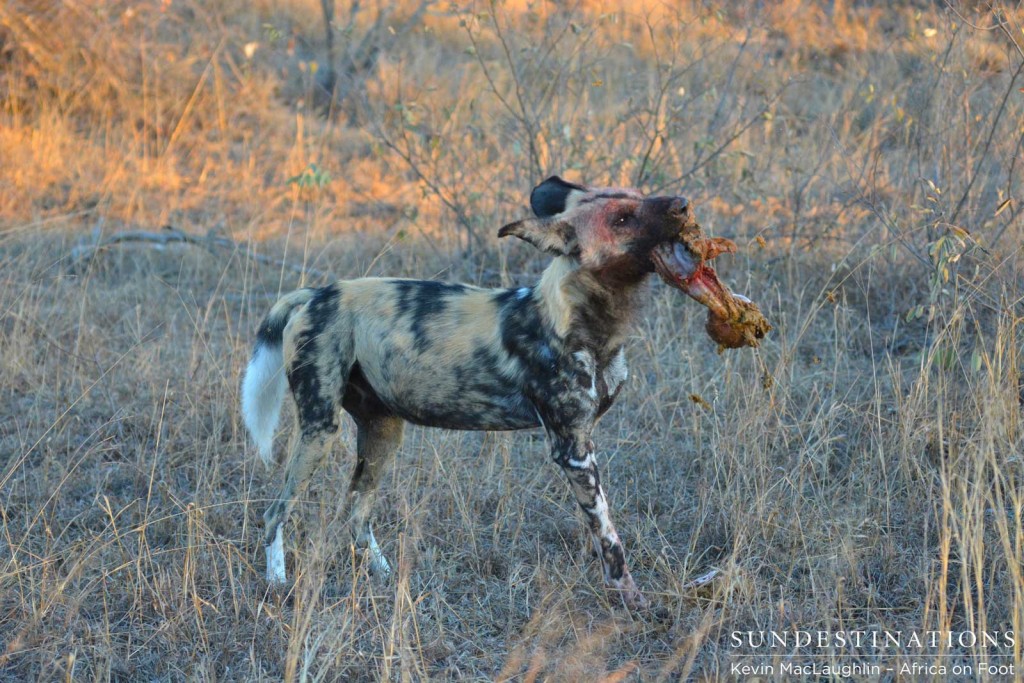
[1,0,1022,679]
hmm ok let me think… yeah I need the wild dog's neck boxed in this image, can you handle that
[535,256,644,357]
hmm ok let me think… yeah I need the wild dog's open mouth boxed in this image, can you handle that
[651,225,771,351]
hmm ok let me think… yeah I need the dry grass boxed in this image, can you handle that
[1,0,1023,680]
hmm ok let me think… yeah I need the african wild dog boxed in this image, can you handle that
[242,176,734,609]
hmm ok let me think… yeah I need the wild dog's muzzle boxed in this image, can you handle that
[650,203,772,351]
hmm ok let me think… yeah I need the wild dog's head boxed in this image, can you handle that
[500,176,771,348]
[500,176,707,288]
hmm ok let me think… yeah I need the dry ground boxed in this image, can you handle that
[1,1,1023,680]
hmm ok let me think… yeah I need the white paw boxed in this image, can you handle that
[266,527,287,584]
[365,530,392,578]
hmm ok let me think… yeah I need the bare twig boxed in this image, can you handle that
[633,14,675,187]
[318,0,338,101]
[490,0,542,179]
[828,126,933,270]
[331,0,430,121]
[949,57,1024,226]
[375,129,478,255]
[651,85,790,194]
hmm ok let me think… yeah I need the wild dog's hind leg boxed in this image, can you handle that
[549,432,647,610]
[343,416,404,576]
[264,304,352,585]
[264,426,338,584]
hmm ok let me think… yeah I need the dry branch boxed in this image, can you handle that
[68,226,330,280]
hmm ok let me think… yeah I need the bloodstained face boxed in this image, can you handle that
[499,176,771,350]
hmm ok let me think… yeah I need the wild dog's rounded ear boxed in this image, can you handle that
[498,217,579,256]
[530,176,588,217]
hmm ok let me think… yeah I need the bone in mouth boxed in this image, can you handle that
[651,221,772,352]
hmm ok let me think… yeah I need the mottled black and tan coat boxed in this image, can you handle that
[242,176,710,609]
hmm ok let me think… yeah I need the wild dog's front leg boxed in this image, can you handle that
[550,432,647,610]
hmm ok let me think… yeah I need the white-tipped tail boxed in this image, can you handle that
[242,343,287,467]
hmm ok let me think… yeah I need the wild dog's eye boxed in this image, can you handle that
[613,212,632,227]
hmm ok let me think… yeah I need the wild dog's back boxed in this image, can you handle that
[242,277,550,464]
[313,278,543,431]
